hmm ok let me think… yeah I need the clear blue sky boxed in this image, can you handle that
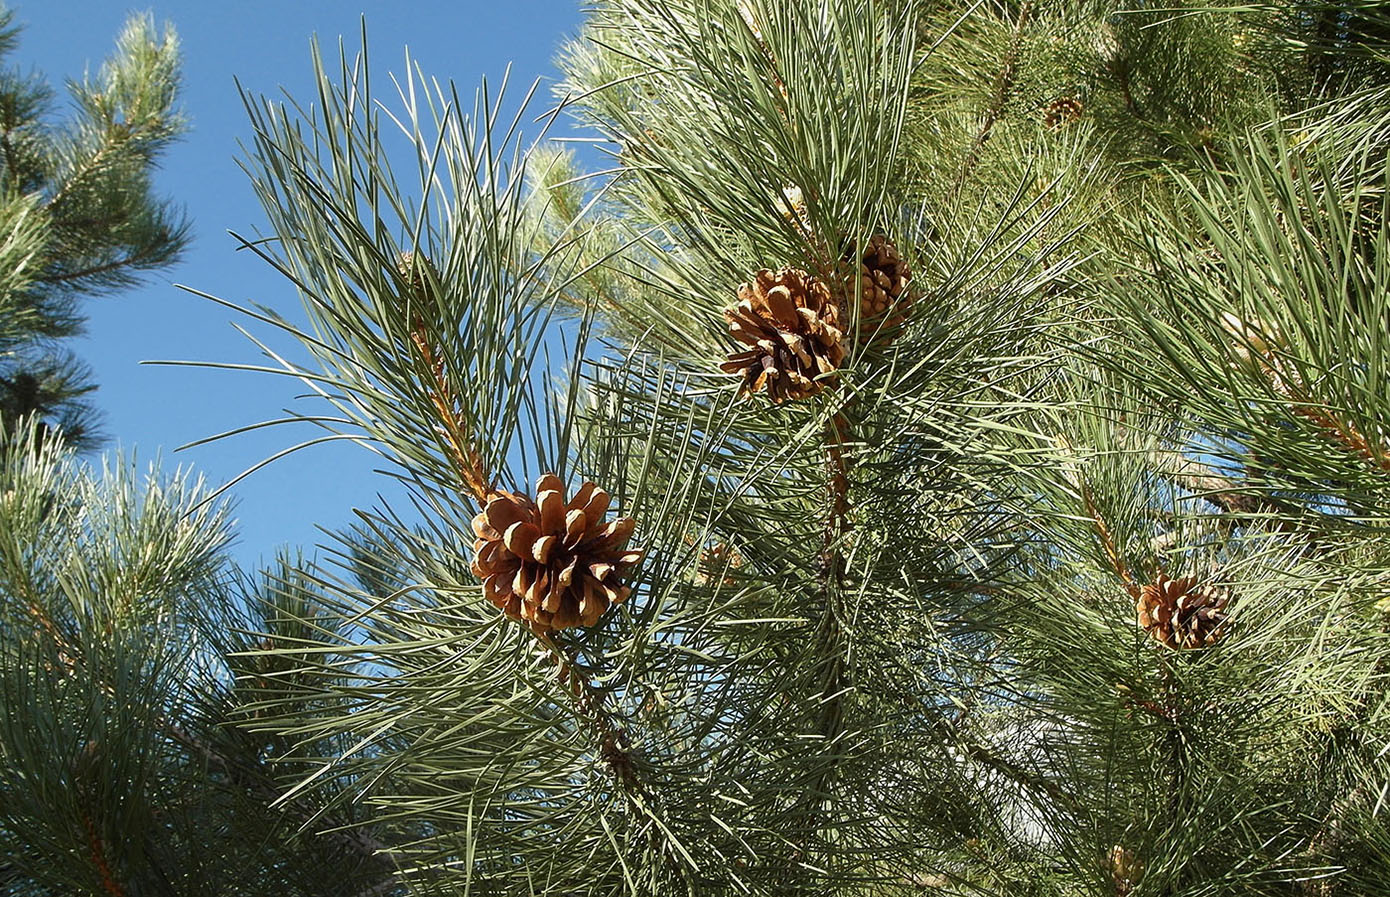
[22,1,586,570]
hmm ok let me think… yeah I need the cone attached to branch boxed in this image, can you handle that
[838,233,912,324]
[397,250,439,299]
[779,184,811,238]
[720,266,845,403]
[1108,844,1140,897]
[471,474,642,633]
[1136,573,1231,649]
[1043,96,1084,129]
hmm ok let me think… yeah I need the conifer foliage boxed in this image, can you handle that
[0,5,187,451]
[5,1,1390,895]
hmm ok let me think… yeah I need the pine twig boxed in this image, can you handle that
[1080,475,1140,599]
[736,0,789,105]
[1250,342,1390,473]
[37,243,173,288]
[541,634,644,796]
[409,318,492,502]
[25,604,401,893]
[953,0,1034,196]
[81,812,126,897]
[786,409,857,866]
[162,720,399,873]
[1288,400,1390,473]
[1160,452,1269,516]
[959,739,1077,814]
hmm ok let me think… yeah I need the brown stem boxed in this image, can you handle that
[46,139,124,212]
[540,634,644,797]
[409,319,492,502]
[788,410,856,872]
[960,739,1077,814]
[537,635,698,888]
[1257,354,1390,473]
[1158,656,1186,897]
[22,596,68,653]
[1160,453,1269,517]
[1115,64,1140,118]
[1289,401,1390,473]
[82,812,127,897]
[953,1,1034,197]
[1080,476,1140,599]
[1156,451,1312,548]
[737,1,790,105]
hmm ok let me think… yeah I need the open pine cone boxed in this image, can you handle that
[1136,574,1231,649]
[720,267,845,403]
[471,474,641,633]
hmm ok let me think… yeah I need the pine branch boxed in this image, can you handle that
[1159,656,1186,897]
[80,813,127,897]
[173,722,400,891]
[953,0,1034,196]
[408,317,491,501]
[37,241,176,289]
[1080,474,1139,599]
[543,635,646,798]
[1158,451,1269,517]
[782,408,857,874]
[958,738,1075,815]
[16,569,400,894]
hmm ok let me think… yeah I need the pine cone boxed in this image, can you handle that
[696,541,744,586]
[720,267,845,403]
[397,250,438,297]
[1136,574,1231,649]
[839,233,911,321]
[780,184,811,237]
[1109,844,1140,897]
[471,474,642,633]
[1043,96,1084,129]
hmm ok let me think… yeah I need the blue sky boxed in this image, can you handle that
[22,1,586,570]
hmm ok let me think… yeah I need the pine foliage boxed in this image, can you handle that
[0,5,187,451]
[6,1,1390,895]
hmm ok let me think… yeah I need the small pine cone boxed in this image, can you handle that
[720,267,846,403]
[1137,574,1231,650]
[780,185,811,237]
[1109,845,1140,897]
[1218,312,1304,394]
[471,474,642,634]
[1219,311,1283,364]
[839,233,911,321]
[696,541,744,586]
[1043,96,1084,129]
[397,251,438,298]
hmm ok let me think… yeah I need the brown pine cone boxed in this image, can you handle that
[1109,844,1140,897]
[720,267,845,403]
[1043,96,1084,129]
[471,474,642,633]
[1137,574,1231,649]
[839,233,911,321]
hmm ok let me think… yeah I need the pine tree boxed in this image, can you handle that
[0,426,417,895]
[0,5,188,451]
[6,1,1390,895]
